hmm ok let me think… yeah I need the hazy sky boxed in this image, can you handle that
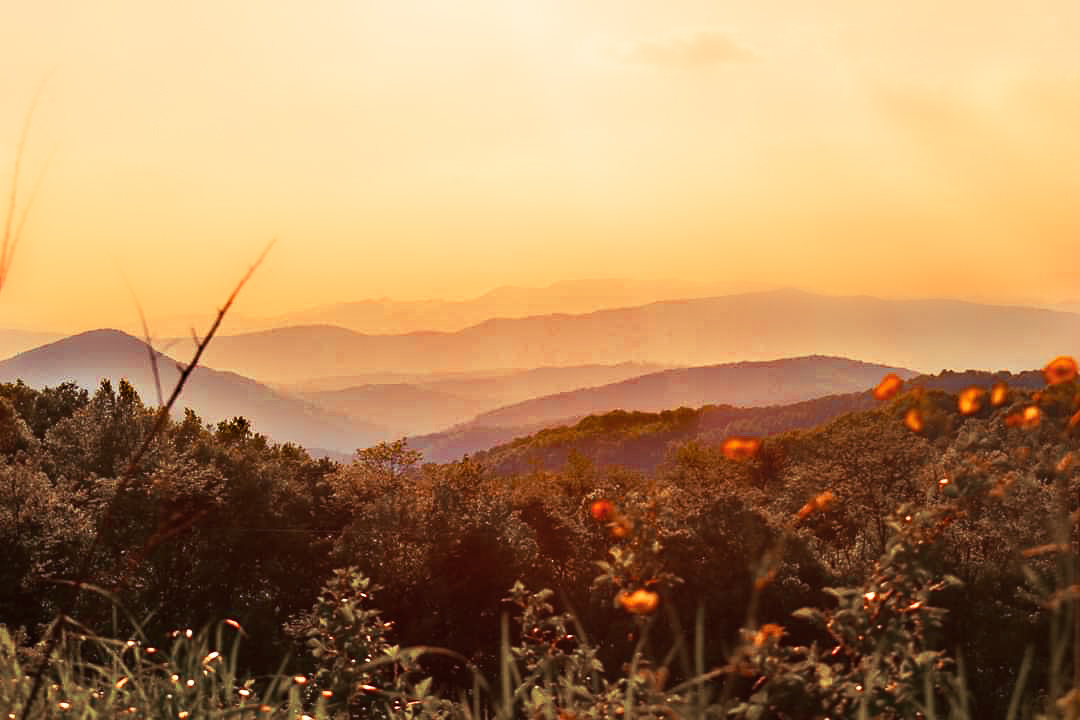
[1,0,1078,331]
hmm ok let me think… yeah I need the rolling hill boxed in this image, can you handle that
[408,356,919,462]
[0,330,390,453]
[457,368,1049,475]
[179,290,1080,382]
[464,356,916,431]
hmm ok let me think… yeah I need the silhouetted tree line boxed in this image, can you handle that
[1,374,1077,717]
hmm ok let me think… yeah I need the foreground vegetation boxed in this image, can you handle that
[2,361,1080,717]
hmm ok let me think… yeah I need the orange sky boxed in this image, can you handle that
[1,0,1078,332]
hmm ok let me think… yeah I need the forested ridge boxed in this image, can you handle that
[1,367,1079,718]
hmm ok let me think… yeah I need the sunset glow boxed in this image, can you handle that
[1,0,1078,332]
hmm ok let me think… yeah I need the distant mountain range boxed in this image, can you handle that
[408,356,917,462]
[268,278,725,334]
[35,278,722,338]
[294,362,671,435]
[0,330,390,452]
[179,290,1080,382]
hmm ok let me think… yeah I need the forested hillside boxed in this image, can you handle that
[2,366,1078,717]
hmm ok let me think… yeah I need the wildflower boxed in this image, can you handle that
[722,436,762,461]
[115,677,129,690]
[611,516,633,539]
[617,589,660,615]
[957,387,984,415]
[991,381,1009,406]
[753,623,784,647]
[874,373,904,401]
[293,676,308,685]
[1044,356,1079,385]
[754,566,778,591]
[904,408,924,432]
[224,619,243,632]
[796,490,836,520]
[590,499,615,523]
[1006,406,1042,429]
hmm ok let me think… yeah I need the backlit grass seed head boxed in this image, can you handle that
[1044,356,1079,385]
[722,436,762,461]
[874,373,904,401]
[617,589,659,615]
[958,387,984,415]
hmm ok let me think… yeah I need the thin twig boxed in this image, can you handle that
[20,239,276,720]
[120,272,164,407]
[1,75,50,291]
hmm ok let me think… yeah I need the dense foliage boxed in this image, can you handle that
[1,369,1078,717]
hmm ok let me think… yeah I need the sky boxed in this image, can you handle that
[0,0,1078,332]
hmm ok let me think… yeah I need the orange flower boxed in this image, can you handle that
[753,623,785,648]
[904,408,924,433]
[1044,356,1079,386]
[722,436,762,461]
[618,589,659,615]
[611,516,633,539]
[874,373,904,402]
[796,490,836,520]
[957,387,984,415]
[1070,409,1080,430]
[991,381,1009,407]
[1006,405,1042,429]
[590,499,615,523]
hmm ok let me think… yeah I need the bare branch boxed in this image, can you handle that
[20,238,276,720]
[120,272,164,408]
